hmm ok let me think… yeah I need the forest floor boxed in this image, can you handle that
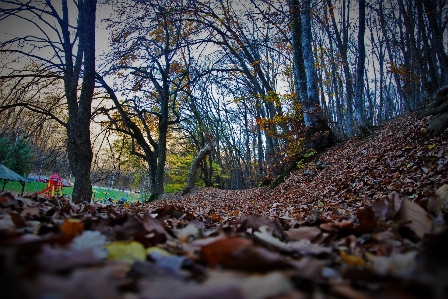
[1,112,448,299]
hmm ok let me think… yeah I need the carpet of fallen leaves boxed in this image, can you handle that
[1,113,448,299]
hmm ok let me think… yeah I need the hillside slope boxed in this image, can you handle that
[150,112,448,221]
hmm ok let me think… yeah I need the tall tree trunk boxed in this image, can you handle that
[416,0,438,93]
[354,0,367,128]
[300,0,335,152]
[325,0,355,137]
[421,0,448,86]
[288,0,308,107]
[152,91,169,199]
[66,0,97,203]
[378,2,409,114]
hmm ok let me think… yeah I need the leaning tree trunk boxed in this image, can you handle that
[417,85,448,137]
[182,141,215,195]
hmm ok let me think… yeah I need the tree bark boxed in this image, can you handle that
[299,0,336,152]
[183,141,215,195]
[288,0,308,107]
[66,0,97,203]
[354,0,367,128]
[421,0,448,86]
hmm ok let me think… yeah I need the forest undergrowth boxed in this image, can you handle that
[1,112,448,299]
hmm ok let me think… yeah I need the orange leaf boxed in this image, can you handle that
[60,218,84,239]
[210,213,222,222]
[201,236,292,271]
[201,236,252,267]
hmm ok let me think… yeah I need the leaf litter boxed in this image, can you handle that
[1,113,448,299]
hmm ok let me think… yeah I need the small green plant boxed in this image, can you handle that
[296,160,306,169]
[304,148,317,158]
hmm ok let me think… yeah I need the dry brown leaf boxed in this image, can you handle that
[396,198,432,238]
[7,210,27,228]
[201,236,293,271]
[285,226,321,241]
[427,184,448,216]
[142,213,170,243]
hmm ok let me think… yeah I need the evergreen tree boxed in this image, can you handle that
[0,135,31,176]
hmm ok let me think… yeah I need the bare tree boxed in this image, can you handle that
[0,0,97,203]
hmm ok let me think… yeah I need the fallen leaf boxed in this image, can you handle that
[372,192,402,221]
[0,211,15,230]
[71,230,108,259]
[201,236,292,271]
[59,218,84,239]
[237,215,285,240]
[148,247,186,272]
[396,198,432,238]
[21,206,40,217]
[371,251,418,278]
[427,184,448,215]
[255,225,332,255]
[105,241,146,263]
[175,223,200,243]
[354,207,376,233]
[0,191,19,208]
[142,213,170,243]
[7,211,26,228]
[340,250,365,267]
[285,226,321,241]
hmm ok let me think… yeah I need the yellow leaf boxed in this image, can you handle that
[340,251,365,267]
[428,144,436,150]
[105,241,146,263]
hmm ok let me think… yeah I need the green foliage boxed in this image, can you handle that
[211,160,228,186]
[296,160,306,169]
[165,153,194,193]
[0,135,32,176]
[296,149,316,169]
[303,148,317,158]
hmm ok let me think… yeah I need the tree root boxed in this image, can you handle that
[417,85,448,137]
[425,112,448,137]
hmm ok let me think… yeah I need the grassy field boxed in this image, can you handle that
[1,181,142,202]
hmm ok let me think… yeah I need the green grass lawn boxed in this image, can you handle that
[2,181,142,203]
[92,187,142,203]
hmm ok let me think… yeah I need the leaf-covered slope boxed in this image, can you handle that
[150,113,448,220]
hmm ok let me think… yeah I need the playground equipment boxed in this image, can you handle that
[37,173,71,197]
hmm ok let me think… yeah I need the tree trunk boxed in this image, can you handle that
[378,1,409,114]
[67,0,97,203]
[422,0,448,86]
[288,0,308,106]
[300,0,336,152]
[183,141,215,195]
[354,0,367,128]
